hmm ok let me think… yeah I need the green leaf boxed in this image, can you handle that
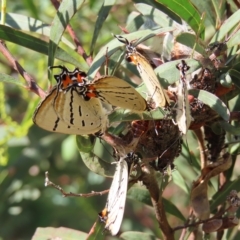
[0,73,25,87]
[108,108,166,124]
[127,186,185,221]
[227,30,240,49]
[162,198,186,222]
[78,138,116,177]
[76,135,96,153]
[87,27,174,79]
[48,0,85,66]
[172,170,190,194]
[218,121,240,135]
[210,9,240,43]
[23,0,39,19]
[210,177,240,212]
[90,0,116,54]
[0,25,82,67]
[133,0,182,23]
[176,32,207,56]
[229,69,240,89]
[87,219,106,240]
[125,13,145,32]
[135,3,182,28]
[188,89,230,121]
[155,0,204,39]
[127,185,152,206]
[120,231,158,240]
[154,59,201,86]
[190,0,216,40]
[31,227,88,240]
[1,12,75,48]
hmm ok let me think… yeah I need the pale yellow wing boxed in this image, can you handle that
[53,85,108,135]
[33,87,86,135]
[33,86,108,135]
[114,35,169,108]
[127,51,169,108]
[104,159,128,236]
[176,79,191,134]
[90,76,147,112]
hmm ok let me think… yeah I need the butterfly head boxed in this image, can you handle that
[49,65,87,90]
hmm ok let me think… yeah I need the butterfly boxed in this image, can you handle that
[114,35,170,108]
[98,153,138,236]
[175,60,191,134]
[33,65,148,135]
[52,65,147,112]
[33,82,108,135]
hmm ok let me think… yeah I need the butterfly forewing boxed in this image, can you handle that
[53,86,108,135]
[89,76,147,112]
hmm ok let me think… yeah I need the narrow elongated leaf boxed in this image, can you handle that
[125,13,145,32]
[108,108,165,124]
[0,73,25,87]
[189,89,230,121]
[210,9,240,43]
[218,121,240,135]
[135,3,182,29]
[227,30,240,49]
[0,12,74,48]
[155,0,204,39]
[172,170,190,194]
[210,177,240,211]
[154,59,201,86]
[32,227,87,240]
[78,138,115,177]
[87,220,106,240]
[176,32,206,56]
[127,186,186,221]
[90,0,116,54]
[0,25,82,67]
[133,0,182,23]
[48,0,85,66]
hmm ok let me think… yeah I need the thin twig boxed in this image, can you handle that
[0,40,46,98]
[45,171,109,198]
[173,207,231,231]
[140,164,174,240]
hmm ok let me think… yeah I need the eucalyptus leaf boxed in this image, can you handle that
[155,0,204,39]
[189,89,230,121]
[0,73,25,87]
[48,0,85,66]
[210,9,240,43]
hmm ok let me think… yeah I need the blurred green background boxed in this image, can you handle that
[1,0,240,240]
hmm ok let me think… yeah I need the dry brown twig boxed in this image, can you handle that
[0,40,46,98]
[45,171,109,198]
[140,164,174,240]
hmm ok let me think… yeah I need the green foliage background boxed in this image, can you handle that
[1,0,240,240]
